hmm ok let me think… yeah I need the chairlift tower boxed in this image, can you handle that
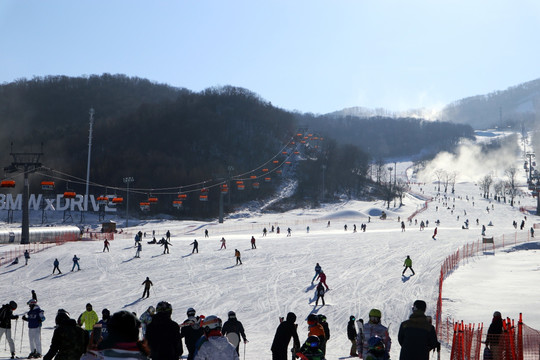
[82,108,95,224]
[3,143,43,244]
[123,176,134,227]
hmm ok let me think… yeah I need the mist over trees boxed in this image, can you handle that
[0,74,474,218]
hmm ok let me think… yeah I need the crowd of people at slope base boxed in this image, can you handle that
[0,292,462,360]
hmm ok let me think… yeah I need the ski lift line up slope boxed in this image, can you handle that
[21,130,323,198]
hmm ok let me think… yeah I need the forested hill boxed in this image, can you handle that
[0,74,473,217]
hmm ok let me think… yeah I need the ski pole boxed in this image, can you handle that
[19,320,24,353]
[13,318,18,348]
[243,341,246,360]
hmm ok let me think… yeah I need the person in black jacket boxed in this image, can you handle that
[271,312,300,360]
[146,301,183,360]
[347,315,358,357]
[485,311,503,360]
[180,307,203,360]
[0,301,19,359]
[43,311,88,360]
[398,300,440,360]
[318,314,330,356]
[222,311,248,355]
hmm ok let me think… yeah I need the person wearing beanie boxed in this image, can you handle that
[193,315,238,360]
[271,312,300,360]
[97,310,148,359]
[43,311,87,360]
[180,308,204,360]
[146,301,183,360]
[0,301,19,359]
[97,309,111,342]
[398,300,440,360]
[139,306,155,339]
[347,315,358,357]
[222,311,248,355]
[361,309,391,359]
[486,311,503,360]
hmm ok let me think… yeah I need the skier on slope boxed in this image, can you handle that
[311,263,322,284]
[141,277,153,298]
[318,315,330,356]
[251,236,256,249]
[190,239,198,253]
[359,309,391,360]
[52,258,61,274]
[71,255,80,271]
[0,301,19,359]
[235,249,242,265]
[22,299,45,358]
[161,238,172,254]
[347,316,358,357]
[24,250,31,265]
[315,283,326,306]
[316,271,329,290]
[220,237,226,250]
[103,238,110,252]
[402,255,415,276]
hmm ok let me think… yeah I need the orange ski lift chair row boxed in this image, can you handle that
[140,202,150,211]
[200,188,209,201]
[1,180,15,188]
[41,181,55,191]
[173,200,183,209]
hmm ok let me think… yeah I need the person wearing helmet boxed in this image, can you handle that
[295,335,325,360]
[402,255,415,276]
[180,308,204,360]
[271,312,300,360]
[347,315,358,357]
[365,336,386,360]
[397,300,439,360]
[306,314,326,349]
[146,301,183,360]
[193,315,238,360]
[43,310,87,360]
[22,299,45,358]
[139,306,155,338]
[360,309,391,359]
[0,301,19,359]
[317,315,329,356]
[222,311,248,355]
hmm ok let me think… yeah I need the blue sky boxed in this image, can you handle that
[1,0,539,114]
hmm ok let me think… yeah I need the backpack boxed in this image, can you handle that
[0,305,10,322]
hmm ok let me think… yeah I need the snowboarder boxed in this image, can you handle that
[103,238,110,252]
[220,237,226,249]
[24,249,30,265]
[315,283,325,306]
[347,316,358,357]
[78,303,98,335]
[190,239,198,253]
[11,257,18,265]
[135,242,142,258]
[360,309,391,360]
[161,238,172,254]
[141,277,153,298]
[316,271,329,290]
[139,306,155,338]
[402,255,415,276]
[311,263,322,284]
[251,236,256,249]
[235,249,242,265]
[195,315,238,359]
[71,255,80,271]
[52,258,61,274]
[432,227,437,240]
[222,311,248,356]
[0,301,19,359]
[22,299,45,358]
[398,300,440,360]
[271,312,300,360]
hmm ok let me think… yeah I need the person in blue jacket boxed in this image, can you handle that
[311,263,322,284]
[22,299,45,358]
[71,255,80,271]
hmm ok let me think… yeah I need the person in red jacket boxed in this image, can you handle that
[316,271,329,290]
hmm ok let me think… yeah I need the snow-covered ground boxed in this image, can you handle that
[0,131,538,360]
